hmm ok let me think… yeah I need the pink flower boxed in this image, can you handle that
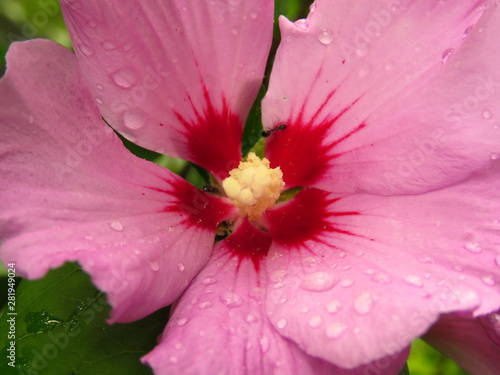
[1,0,500,374]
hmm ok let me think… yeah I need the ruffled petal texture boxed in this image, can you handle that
[424,312,500,375]
[0,40,234,323]
[60,0,274,180]
[143,220,409,374]
[262,0,500,194]
[263,164,500,368]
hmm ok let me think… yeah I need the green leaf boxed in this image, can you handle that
[0,263,168,375]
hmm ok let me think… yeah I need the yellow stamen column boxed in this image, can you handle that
[222,152,285,221]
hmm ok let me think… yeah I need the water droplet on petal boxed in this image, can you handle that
[490,153,500,160]
[202,276,217,285]
[301,272,337,292]
[109,221,124,231]
[309,315,323,328]
[294,19,309,30]
[483,109,493,119]
[259,336,270,352]
[463,25,475,39]
[79,44,94,56]
[249,10,258,19]
[96,83,104,90]
[341,278,355,287]
[112,69,136,88]
[169,356,178,364]
[177,262,185,271]
[325,322,347,338]
[102,41,117,50]
[354,292,375,315]
[482,275,496,286]
[318,28,334,45]
[310,3,317,12]
[245,314,259,325]
[149,260,160,271]
[404,275,423,288]
[417,255,435,264]
[464,241,482,253]
[300,306,310,314]
[198,301,213,309]
[95,97,103,104]
[123,109,147,130]
[326,300,342,314]
[176,318,189,326]
[220,292,244,308]
[495,255,500,267]
[276,318,287,329]
[442,48,454,63]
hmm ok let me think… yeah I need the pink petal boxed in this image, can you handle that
[264,166,500,368]
[60,0,273,180]
[143,220,409,374]
[263,0,500,194]
[0,40,234,323]
[424,311,500,375]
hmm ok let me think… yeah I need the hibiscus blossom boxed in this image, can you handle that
[1,0,500,374]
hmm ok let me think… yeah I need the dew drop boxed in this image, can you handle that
[280,297,287,304]
[354,292,375,315]
[202,276,217,285]
[404,275,423,288]
[294,19,309,30]
[384,61,395,71]
[109,221,124,231]
[198,301,213,310]
[176,318,188,326]
[112,69,136,88]
[490,153,500,160]
[102,41,117,50]
[259,336,270,352]
[123,109,147,130]
[341,278,355,287]
[464,241,482,253]
[417,255,435,264]
[441,48,454,63]
[338,251,347,258]
[301,272,337,292]
[245,314,259,325]
[326,300,342,314]
[276,318,287,329]
[95,97,103,104]
[300,306,310,314]
[220,292,244,308]
[309,315,323,328]
[79,44,94,56]
[177,262,185,272]
[273,282,284,289]
[481,275,496,286]
[463,25,475,39]
[169,356,178,364]
[149,260,160,272]
[310,3,317,12]
[249,10,258,19]
[483,109,493,119]
[318,28,334,45]
[325,322,347,339]
[495,255,500,267]
[96,83,104,90]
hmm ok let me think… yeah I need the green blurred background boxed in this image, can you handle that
[0,1,470,374]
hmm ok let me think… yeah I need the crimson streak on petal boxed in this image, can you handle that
[176,86,242,181]
[265,188,361,249]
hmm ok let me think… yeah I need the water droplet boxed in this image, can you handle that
[463,25,475,39]
[109,221,123,231]
[273,282,284,289]
[79,44,94,56]
[83,235,93,241]
[201,276,217,285]
[483,109,493,119]
[102,41,117,50]
[417,255,435,264]
[318,28,334,45]
[149,260,160,271]
[384,61,395,71]
[481,275,496,286]
[491,153,500,160]
[404,275,423,288]
[325,322,347,338]
[326,300,342,314]
[198,301,213,309]
[294,19,309,30]
[276,318,287,329]
[338,251,347,258]
[300,306,310,314]
[309,316,323,328]
[442,48,454,63]
[245,314,259,325]
[279,297,287,304]
[301,272,337,292]
[176,318,189,326]
[96,83,104,90]
[364,269,375,276]
[310,3,317,12]
[177,262,185,271]
[123,109,147,130]
[220,292,244,308]
[249,10,258,19]
[259,336,270,352]
[112,69,136,88]
[464,241,482,253]
[95,97,103,104]
[169,356,178,364]
[341,278,355,287]
[354,292,375,315]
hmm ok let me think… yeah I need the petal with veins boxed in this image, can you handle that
[0,40,234,323]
